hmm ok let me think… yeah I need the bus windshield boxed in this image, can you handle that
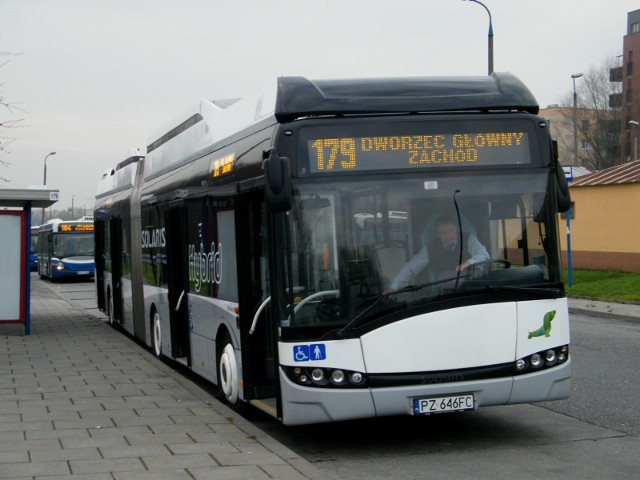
[52,233,95,258]
[282,170,559,337]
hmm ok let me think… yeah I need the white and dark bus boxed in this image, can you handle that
[94,151,145,335]
[94,73,572,425]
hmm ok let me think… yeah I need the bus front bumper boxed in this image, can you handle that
[278,359,571,426]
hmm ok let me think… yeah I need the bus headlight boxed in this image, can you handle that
[350,372,364,385]
[557,345,568,362]
[515,358,528,372]
[514,345,569,375]
[284,366,368,388]
[530,353,544,368]
[330,369,346,385]
[311,368,326,385]
[545,349,558,366]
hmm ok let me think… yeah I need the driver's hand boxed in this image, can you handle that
[456,261,470,272]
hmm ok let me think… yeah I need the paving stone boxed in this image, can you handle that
[0,278,332,480]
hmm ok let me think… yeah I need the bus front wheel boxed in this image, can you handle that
[217,336,241,408]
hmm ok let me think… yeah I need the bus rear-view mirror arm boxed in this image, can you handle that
[264,148,292,212]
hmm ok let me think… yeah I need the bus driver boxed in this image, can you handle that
[383,216,489,295]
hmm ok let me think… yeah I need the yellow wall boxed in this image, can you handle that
[559,184,640,253]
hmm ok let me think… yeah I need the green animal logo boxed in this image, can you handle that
[528,310,556,339]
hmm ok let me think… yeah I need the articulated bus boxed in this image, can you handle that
[94,73,572,425]
[37,217,95,281]
[94,151,145,334]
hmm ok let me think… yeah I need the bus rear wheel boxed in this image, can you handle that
[152,309,163,358]
[107,292,115,326]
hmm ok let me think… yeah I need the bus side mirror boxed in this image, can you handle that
[264,148,292,212]
[552,139,559,161]
[550,140,570,213]
[555,161,571,213]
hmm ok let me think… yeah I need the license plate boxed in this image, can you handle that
[413,394,475,415]
[78,271,90,275]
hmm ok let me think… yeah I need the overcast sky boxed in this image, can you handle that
[1,0,638,211]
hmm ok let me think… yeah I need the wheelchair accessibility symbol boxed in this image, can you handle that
[293,344,326,362]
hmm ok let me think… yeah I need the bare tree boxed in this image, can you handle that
[556,56,623,171]
[1,50,26,183]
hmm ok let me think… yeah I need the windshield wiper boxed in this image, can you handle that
[391,274,471,296]
[335,274,469,338]
[483,284,564,298]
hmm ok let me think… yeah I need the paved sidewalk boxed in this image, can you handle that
[568,297,640,323]
[0,280,333,480]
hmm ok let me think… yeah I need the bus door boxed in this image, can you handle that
[236,193,278,410]
[165,204,191,364]
[94,219,106,311]
[38,231,51,278]
[129,203,146,341]
[109,217,124,323]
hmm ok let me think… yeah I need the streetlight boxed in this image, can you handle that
[628,120,638,161]
[567,73,583,289]
[463,0,494,75]
[43,151,56,186]
[571,73,583,167]
[41,151,56,224]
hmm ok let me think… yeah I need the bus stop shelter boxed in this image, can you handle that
[0,188,59,334]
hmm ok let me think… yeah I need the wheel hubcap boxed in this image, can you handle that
[220,343,238,404]
[153,313,162,357]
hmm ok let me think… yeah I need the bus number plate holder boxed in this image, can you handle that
[412,394,475,415]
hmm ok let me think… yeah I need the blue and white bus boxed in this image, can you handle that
[95,73,572,425]
[37,217,95,281]
[30,226,39,271]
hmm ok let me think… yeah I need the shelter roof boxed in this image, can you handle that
[0,188,60,208]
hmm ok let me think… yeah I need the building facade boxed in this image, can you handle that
[560,160,640,272]
[611,9,640,162]
[541,106,608,170]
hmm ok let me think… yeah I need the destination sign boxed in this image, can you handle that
[60,223,94,232]
[210,153,234,178]
[307,131,530,173]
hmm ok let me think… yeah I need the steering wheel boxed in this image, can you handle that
[473,259,510,269]
[293,290,340,314]
[469,259,511,278]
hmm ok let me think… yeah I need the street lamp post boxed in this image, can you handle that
[567,73,583,288]
[41,151,56,224]
[571,74,583,167]
[43,151,56,186]
[464,0,494,75]
[629,120,638,161]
